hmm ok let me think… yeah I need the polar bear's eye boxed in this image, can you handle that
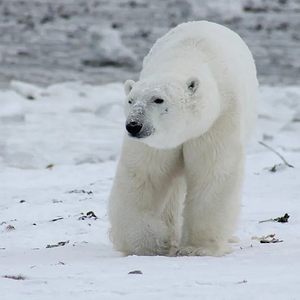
[154,99,164,104]
[128,100,132,104]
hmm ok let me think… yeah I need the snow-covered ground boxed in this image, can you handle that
[1,82,300,299]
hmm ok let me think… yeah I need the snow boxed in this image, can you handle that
[0,81,125,168]
[1,82,300,299]
[81,27,137,67]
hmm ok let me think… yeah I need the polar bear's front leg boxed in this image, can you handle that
[108,141,183,256]
[160,176,186,247]
[109,175,175,256]
[178,136,244,257]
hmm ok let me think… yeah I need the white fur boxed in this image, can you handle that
[108,21,258,256]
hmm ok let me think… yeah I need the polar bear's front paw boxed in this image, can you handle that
[173,244,233,257]
[228,236,240,243]
[174,246,215,256]
[132,232,178,256]
[114,221,178,256]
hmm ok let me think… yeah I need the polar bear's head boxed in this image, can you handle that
[123,75,220,149]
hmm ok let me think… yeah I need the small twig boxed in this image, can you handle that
[259,213,290,224]
[3,275,26,280]
[50,217,64,222]
[259,218,274,223]
[128,270,143,275]
[46,240,69,249]
[258,141,294,168]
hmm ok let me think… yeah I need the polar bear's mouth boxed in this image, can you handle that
[128,133,148,139]
[127,128,153,139]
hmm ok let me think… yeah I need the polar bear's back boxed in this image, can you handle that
[143,21,256,79]
[142,21,258,139]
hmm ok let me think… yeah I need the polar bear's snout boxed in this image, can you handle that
[126,121,142,136]
[125,118,153,139]
[126,104,154,139]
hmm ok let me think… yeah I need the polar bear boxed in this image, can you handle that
[108,21,258,256]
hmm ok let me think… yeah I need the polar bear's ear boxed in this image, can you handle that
[186,77,200,95]
[124,79,136,96]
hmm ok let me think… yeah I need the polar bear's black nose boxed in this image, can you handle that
[126,121,143,136]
